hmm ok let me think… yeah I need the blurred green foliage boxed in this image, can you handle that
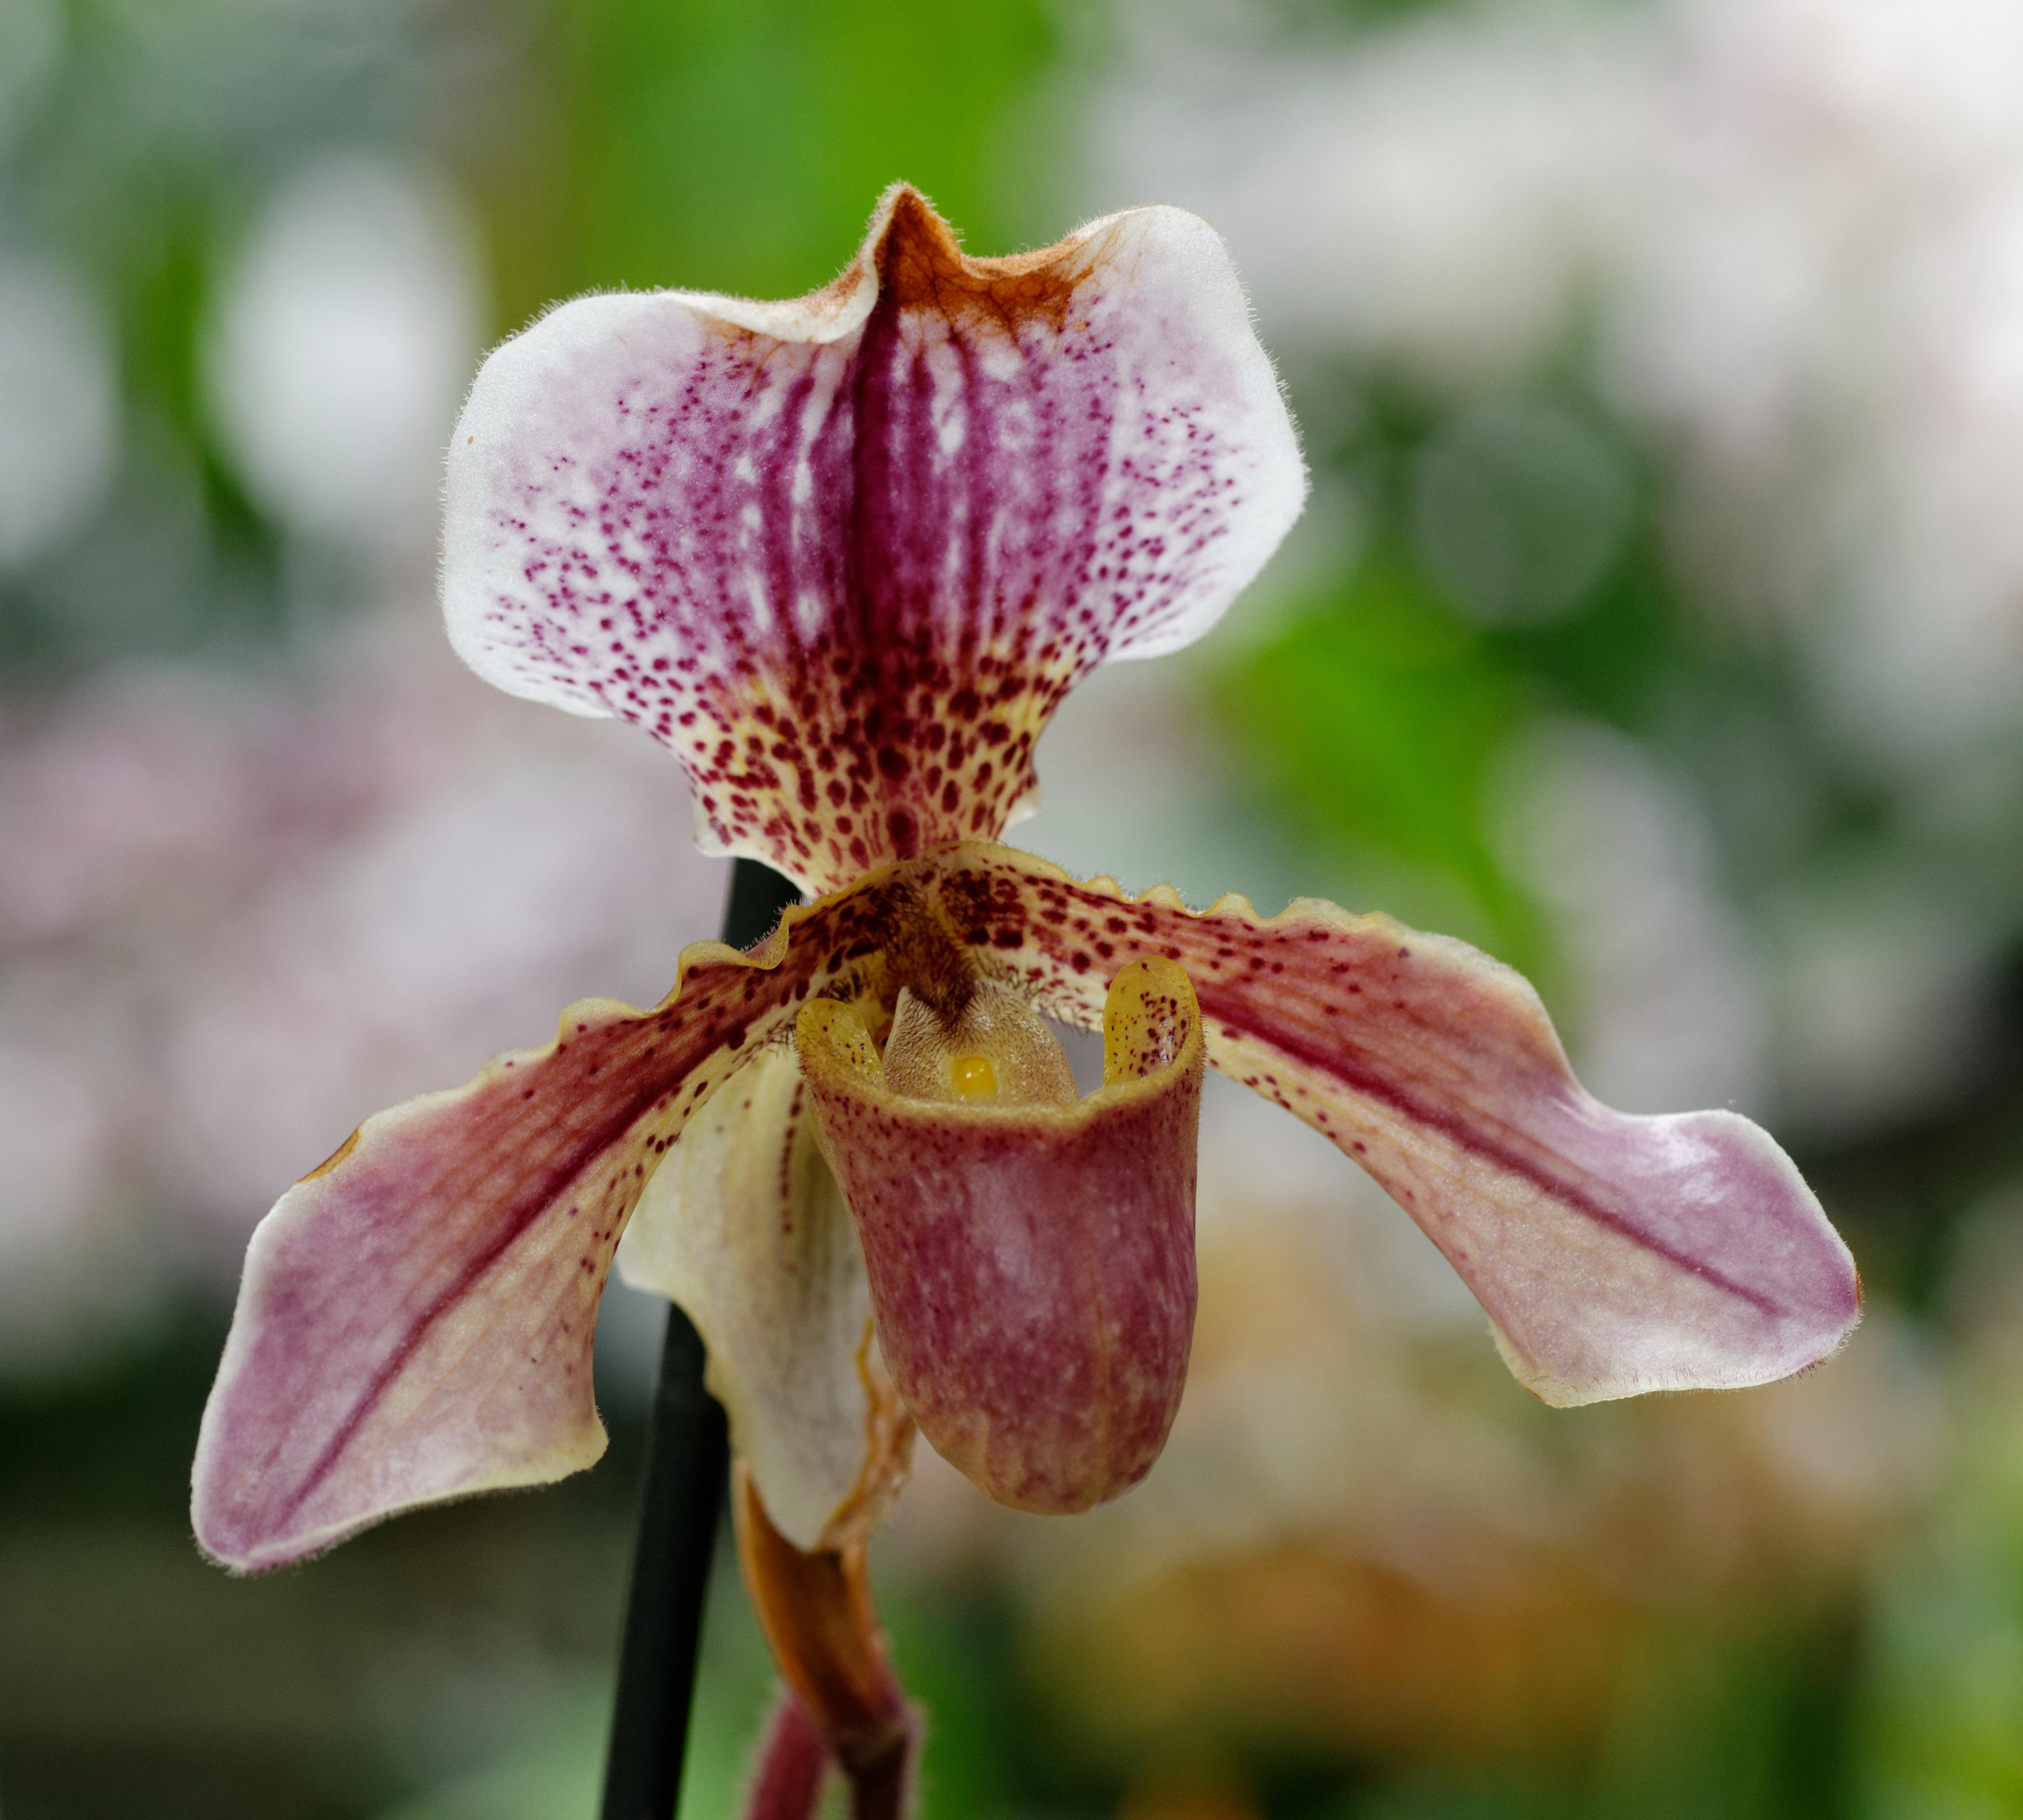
[1215,551,1541,966]
[1210,377,1680,978]
[493,0,1060,311]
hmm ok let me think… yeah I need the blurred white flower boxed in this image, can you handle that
[1097,2,1631,386]
[1095,0,2023,751]
[0,669,269,946]
[1767,868,2000,1140]
[1618,0,2023,752]
[1821,181,2023,748]
[204,155,481,555]
[1491,717,1772,1118]
[0,257,120,567]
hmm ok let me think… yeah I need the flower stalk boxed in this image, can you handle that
[742,1695,830,1820]
[601,858,800,1820]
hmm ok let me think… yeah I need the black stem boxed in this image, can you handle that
[601,857,803,1820]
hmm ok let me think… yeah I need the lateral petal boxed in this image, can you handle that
[613,1044,913,1553]
[925,845,1860,1406]
[797,956,1203,1514]
[444,185,1305,895]
[191,870,914,1572]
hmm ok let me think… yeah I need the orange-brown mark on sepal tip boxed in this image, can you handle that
[873,185,1106,334]
[732,1464,914,1789]
[796,956,1205,1515]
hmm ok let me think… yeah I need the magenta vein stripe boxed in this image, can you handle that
[267,1083,667,1532]
[1201,990,1788,1320]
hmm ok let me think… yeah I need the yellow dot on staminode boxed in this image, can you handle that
[951,1054,999,1099]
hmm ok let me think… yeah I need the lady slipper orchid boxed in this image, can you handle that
[192,185,1859,1800]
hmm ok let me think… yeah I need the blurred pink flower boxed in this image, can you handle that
[0,616,719,1361]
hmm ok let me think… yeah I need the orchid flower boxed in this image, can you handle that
[192,187,1858,1807]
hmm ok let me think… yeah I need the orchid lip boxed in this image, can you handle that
[798,955,1205,1515]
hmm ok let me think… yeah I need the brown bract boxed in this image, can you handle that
[734,1463,915,1819]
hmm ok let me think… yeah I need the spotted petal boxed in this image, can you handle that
[191,872,919,1572]
[917,845,1860,1405]
[443,186,1306,895]
[613,1044,913,1553]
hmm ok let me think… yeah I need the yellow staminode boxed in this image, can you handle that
[879,980,1078,1108]
[950,1054,999,1100]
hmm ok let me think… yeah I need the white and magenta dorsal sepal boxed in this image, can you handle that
[444,185,1307,896]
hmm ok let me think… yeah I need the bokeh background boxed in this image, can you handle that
[4,0,2021,1814]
